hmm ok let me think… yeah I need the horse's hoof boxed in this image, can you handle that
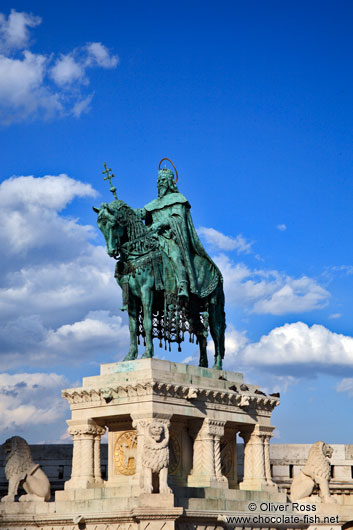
[123,352,137,361]
[199,359,208,368]
[212,363,222,370]
[141,352,153,359]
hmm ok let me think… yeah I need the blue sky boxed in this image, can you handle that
[0,1,353,445]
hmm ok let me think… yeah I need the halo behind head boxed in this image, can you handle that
[158,158,178,183]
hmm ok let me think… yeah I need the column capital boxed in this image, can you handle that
[239,424,275,441]
[67,419,105,436]
[198,418,226,438]
[131,414,172,432]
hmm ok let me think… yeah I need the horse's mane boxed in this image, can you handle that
[101,200,147,251]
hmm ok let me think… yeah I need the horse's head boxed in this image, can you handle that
[93,200,128,258]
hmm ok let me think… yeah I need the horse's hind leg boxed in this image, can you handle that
[209,284,226,370]
[189,311,208,367]
[123,295,138,361]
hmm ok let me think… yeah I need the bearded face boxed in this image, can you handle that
[157,168,176,198]
[157,175,171,198]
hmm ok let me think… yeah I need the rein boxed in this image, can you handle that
[120,228,158,250]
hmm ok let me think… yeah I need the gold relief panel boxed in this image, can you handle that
[114,430,137,476]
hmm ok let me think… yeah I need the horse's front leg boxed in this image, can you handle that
[123,293,138,361]
[141,284,154,359]
[198,334,208,368]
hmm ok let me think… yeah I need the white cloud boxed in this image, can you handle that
[0,9,118,125]
[45,311,129,360]
[0,372,68,438]
[337,378,353,397]
[0,174,128,370]
[198,227,253,253]
[0,173,95,209]
[50,54,86,86]
[0,9,41,51]
[0,50,63,124]
[277,223,287,231]
[218,321,353,378]
[331,265,353,275]
[329,313,341,319]
[215,254,329,315]
[72,94,93,117]
[85,42,119,68]
[252,277,329,315]
[50,43,118,87]
[0,174,96,254]
[240,322,353,368]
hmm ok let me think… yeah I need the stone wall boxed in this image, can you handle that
[2,443,353,499]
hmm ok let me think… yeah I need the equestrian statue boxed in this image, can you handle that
[93,159,226,369]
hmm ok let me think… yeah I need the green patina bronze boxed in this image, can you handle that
[93,160,226,369]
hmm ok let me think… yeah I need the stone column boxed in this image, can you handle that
[263,429,277,488]
[94,427,106,484]
[65,419,105,489]
[239,424,277,492]
[188,418,227,488]
[68,429,81,484]
[240,430,253,485]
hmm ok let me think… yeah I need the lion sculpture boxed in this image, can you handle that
[142,421,171,494]
[1,436,51,502]
[290,441,336,504]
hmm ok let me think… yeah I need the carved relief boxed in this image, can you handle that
[114,431,137,476]
[220,439,233,477]
[169,432,181,475]
[142,421,171,494]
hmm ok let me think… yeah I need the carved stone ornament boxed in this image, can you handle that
[1,436,51,502]
[290,441,337,504]
[142,421,172,494]
[220,440,233,477]
[62,382,279,412]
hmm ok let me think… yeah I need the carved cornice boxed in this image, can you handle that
[62,380,280,412]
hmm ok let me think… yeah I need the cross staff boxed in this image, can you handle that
[102,162,118,200]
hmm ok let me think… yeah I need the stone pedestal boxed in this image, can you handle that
[1,359,288,530]
[3,360,353,530]
[60,358,279,496]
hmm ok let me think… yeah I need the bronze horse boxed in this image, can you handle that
[94,199,226,369]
